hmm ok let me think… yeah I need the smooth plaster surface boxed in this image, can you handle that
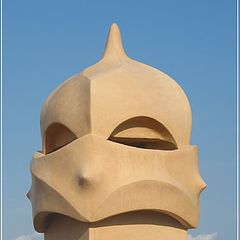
[28,23,206,240]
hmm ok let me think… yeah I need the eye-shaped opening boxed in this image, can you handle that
[108,117,177,150]
[44,123,77,154]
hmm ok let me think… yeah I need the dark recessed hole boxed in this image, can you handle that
[109,137,177,150]
[44,123,77,154]
[108,117,177,150]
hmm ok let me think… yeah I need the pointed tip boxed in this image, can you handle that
[102,22,127,60]
[26,190,31,199]
[110,22,120,31]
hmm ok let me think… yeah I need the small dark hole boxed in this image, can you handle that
[108,137,177,150]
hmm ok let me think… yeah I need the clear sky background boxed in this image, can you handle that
[3,1,237,240]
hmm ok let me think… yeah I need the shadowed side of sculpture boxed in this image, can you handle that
[45,212,187,240]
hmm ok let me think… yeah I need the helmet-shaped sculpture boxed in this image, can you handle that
[28,23,206,240]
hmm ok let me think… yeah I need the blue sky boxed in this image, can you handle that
[3,0,236,239]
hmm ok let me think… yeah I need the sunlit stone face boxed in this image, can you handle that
[28,23,206,233]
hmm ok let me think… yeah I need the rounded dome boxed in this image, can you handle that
[41,23,192,152]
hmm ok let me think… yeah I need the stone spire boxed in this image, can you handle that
[102,23,127,61]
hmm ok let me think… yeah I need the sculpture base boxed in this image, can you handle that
[44,211,187,240]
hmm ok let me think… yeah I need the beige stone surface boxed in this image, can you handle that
[28,23,206,239]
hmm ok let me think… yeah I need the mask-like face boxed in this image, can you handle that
[28,23,206,232]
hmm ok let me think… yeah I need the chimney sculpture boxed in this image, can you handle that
[28,23,206,240]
